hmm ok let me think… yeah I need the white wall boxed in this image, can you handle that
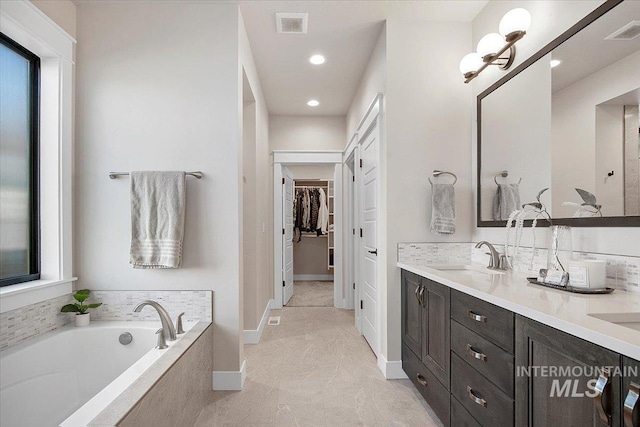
[269,115,346,151]
[594,105,624,216]
[472,0,640,257]
[75,2,247,373]
[239,11,271,334]
[347,24,386,138]
[30,0,76,39]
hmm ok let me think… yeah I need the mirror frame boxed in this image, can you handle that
[477,0,640,228]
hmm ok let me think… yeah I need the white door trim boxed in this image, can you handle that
[272,152,343,310]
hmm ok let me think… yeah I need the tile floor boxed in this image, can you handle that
[286,281,334,307]
[194,307,442,426]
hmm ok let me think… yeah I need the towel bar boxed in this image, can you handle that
[494,170,521,185]
[108,171,203,179]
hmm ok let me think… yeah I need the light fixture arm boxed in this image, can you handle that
[463,31,525,83]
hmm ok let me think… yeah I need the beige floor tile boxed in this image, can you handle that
[194,307,439,427]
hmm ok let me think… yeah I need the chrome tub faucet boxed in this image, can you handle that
[133,300,177,341]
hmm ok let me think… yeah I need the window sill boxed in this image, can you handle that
[0,277,77,313]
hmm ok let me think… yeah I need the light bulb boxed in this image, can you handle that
[307,99,319,107]
[459,53,482,75]
[309,54,325,65]
[477,33,504,59]
[499,8,531,37]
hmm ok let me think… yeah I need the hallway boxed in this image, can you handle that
[194,307,441,426]
[287,281,334,307]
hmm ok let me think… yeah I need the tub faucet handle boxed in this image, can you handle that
[176,312,185,335]
[155,328,168,349]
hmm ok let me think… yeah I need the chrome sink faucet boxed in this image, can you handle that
[475,241,507,270]
[133,300,177,341]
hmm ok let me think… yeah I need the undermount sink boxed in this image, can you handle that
[588,312,640,332]
[427,264,506,275]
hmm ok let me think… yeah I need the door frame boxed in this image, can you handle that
[343,93,384,358]
[273,150,344,309]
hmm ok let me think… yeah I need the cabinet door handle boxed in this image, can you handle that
[593,369,612,427]
[418,286,425,306]
[468,310,487,323]
[467,386,487,407]
[416,373,428,387]
[624,382,639,427]
[414,285,421,304]
[466,344,487,362]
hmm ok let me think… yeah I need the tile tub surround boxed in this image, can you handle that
[397,261,640,360]
[0,290,213,351]
[0,294,74,351]
[398,242,640,293]
[89,290,213,323]
[88,322,213,427]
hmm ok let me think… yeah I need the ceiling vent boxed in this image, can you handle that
[605,20,640,40]
[275,13,308,34]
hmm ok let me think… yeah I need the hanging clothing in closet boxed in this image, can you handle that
[293,186,329,240]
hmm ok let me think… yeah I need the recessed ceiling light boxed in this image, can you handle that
[307,99,319,107]
[309,54,325,65]
[550,59,562,68]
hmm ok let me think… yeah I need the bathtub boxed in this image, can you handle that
[0,320,198,427]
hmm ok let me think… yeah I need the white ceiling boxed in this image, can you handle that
[239,1,488,116]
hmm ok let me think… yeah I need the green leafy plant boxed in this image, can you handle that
[61,289,102,315]
[562,188,603,217]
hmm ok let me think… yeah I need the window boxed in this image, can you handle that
[0,33,40,287]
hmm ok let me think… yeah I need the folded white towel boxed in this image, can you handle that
[493,184,521,221]
[430,183,456,235]
[130,171,186,269]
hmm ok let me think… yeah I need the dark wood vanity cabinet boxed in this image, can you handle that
[400,269,640,427]
[400,270,451,425]
[515,315,622,427]
[623,356,640,427]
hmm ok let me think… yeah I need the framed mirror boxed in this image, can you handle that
[477,0,640,227]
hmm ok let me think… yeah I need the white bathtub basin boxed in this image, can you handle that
[0,320,195,427]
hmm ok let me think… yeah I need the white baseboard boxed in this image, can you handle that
[244,299,273,344]
[293,274,334,281]
[212,359,247,390]
[377,353,408,380]
[270,299,280,309]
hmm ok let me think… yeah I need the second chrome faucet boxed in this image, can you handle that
[475,241,508,271]
[133,300,177,341]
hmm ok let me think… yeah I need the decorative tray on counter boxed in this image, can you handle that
[526,277,615,294]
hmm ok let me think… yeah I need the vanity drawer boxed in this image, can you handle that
[402,344,450,426]
[451,353,514,427]
[451,396,482,427]
[451,290,514,353]
[451,320,514,396]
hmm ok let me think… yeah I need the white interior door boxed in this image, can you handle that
[359,126,378,353]
[282,167,294,305]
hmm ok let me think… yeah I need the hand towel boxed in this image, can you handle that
[130,171,186,269]
[493,183,521,221]
[430,183,456,235]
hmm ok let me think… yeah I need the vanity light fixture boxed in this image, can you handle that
[307,99,319,107]
[309,54,325,65]
[459,8,531,83]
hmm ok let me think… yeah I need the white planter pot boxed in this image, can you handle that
[75,312,90,327]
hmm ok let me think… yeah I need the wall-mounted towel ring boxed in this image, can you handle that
[428,170,457,185]
[494,170,521,185]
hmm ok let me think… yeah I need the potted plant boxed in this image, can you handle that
[61,289,102,327]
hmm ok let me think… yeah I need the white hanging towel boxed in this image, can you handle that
[130,171,186,269]
[317,188,329,234]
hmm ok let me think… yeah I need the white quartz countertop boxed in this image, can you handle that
[397,262,640,360]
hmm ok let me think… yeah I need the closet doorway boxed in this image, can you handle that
[273,151,343,310]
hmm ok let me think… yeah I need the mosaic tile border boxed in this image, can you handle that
[0,290,213,351]
[398,242,640,294]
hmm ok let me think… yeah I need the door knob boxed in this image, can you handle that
[368,249,378,255]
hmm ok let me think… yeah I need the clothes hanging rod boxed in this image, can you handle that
[428,169,457,185]
[108,171,203,179]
